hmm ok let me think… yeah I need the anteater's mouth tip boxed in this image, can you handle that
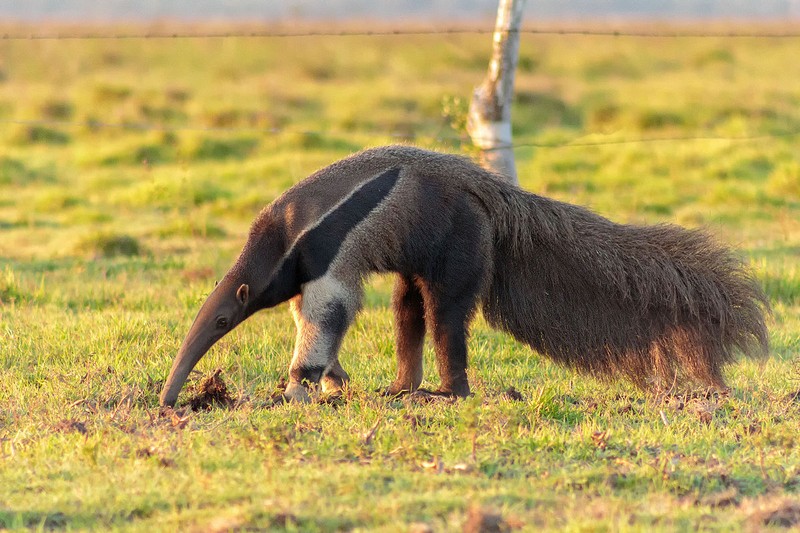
[159,392,177,408]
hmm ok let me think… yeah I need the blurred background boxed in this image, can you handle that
[1,1,798,304]
[3,0,800,21]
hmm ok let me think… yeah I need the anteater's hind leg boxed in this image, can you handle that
[417,234,487,398]
[417,281,480,397]
[385,275,426,396]
[285,276,360,402]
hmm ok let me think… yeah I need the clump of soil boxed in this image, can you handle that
[136,446,176,468]
[270,512,297,528]
[188,369,235,411]
[53,419,88,435]
[266,377,288,406]
[784,389,800,403]
[502,386,524,402]
[699,487,740,509]
[463,506,512,533]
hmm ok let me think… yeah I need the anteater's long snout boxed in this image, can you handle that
[159,326,216,407]
[159,278,251,407]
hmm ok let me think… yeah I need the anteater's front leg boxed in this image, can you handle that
[285,277,359,402]
[385,275,426,396]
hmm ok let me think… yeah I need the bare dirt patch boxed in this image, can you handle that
[135,446,176,468]
[699,487,740,509]
[463,505,518,533]
[751,501,800,528]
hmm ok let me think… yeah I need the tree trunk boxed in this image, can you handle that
[467,0,526,184]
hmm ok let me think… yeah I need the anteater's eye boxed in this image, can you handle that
[215,317,228,329]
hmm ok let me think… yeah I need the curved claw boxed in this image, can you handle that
[381,376,425,398]
[320,360,350,396]
[380,385,414,399]
[321,374,348,396]
[283,382,312,403]
[412,388,455,397]
[407,388,462,404]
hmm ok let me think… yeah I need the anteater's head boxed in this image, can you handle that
[159,218,297,408]
[159,277,251,408]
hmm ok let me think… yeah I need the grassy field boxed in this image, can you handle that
[1,23,799,531]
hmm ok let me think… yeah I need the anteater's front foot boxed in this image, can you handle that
[283,381,312,403]
[321,361,350,397]
[320,376,345,399]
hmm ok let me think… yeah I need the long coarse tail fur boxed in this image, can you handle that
[469,175,770,391]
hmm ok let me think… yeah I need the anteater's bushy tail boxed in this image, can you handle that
[472,177,769,390]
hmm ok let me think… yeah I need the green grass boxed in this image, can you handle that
[0,22,799,531]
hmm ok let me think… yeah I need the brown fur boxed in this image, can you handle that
[352,146,770,391]
[464,166,770,390]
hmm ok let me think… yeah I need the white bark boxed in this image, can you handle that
[467,0,526,184]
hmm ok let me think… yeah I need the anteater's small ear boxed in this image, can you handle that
[236,284,249,306]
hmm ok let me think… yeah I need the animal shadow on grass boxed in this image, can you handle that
[185,375,531,410]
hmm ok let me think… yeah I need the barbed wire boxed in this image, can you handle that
[3,27,800,41]
[5,117,800,151]
[490,130,800,150]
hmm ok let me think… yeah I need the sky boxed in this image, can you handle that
[2,0,799,22]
